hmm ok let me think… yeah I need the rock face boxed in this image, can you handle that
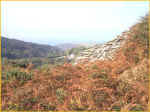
[75,32,129,63]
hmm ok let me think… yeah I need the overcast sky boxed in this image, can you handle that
[1,1,149,45]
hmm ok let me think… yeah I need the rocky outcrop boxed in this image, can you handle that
[75,31,129,63]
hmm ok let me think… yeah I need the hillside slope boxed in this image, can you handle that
[74,35,126,63]
[2,15,149,111]
[1,37,64,59]
[73,15,148,64]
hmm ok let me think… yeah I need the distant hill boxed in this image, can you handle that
[1,37,64,59]
[56,43,80,51]
[56,42,100,51]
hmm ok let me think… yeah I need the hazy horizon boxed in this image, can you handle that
[2,1,149,45]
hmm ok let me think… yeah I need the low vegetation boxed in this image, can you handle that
[2,15,149,111]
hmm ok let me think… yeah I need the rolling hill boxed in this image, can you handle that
[1,37,64,59]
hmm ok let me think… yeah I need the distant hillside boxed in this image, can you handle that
[56,43,80,51]
[1,37,64,59]
[56,42,100,51]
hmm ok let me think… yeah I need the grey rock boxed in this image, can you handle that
[74,32,128,64]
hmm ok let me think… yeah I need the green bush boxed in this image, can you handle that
[133,15,149,46]
[40,103,56,111]
[130,104,144,111]
[56,88,67,104]
[133,55,139,64]
[9,59,29,68]
[90,70,108,81]
[7,103,19,110]
[92,90,109,107]
[2,70,32,84]
[111,105,121,111]
[19,97,38,110]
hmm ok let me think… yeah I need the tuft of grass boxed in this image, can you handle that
[56,88,67,104]
[2,70,32,85]
[130,104,144,111]
[90,69,108,82]
[111,105,121,111]
[40,103,56,111]
[19,97,38,110]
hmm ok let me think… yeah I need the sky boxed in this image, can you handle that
[1,1,149,45]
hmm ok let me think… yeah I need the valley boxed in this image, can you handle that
[1,15,149,111]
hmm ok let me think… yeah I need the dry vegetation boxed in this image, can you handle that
[2,15,149,111]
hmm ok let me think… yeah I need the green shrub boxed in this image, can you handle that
[14,63,28,68]
[7,103,19,110]
[39,64,51,73]
[10,59,29,68]
[92,64,99,70]
[133,15,149,46]
[130,104,144,111]
[56,88,67,104]
[90,70,108,81]
[111,105,121,111]
[2,70,32,84]
[19,97,38,110]
[133,55,139,64]
[123,47,135,56]
[69,96,88,111]
[92,90,109,107]
[55,74,66,82]
[40,103,56,111]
